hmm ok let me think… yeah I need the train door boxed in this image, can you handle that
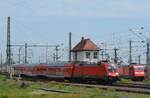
[129,66,134,79]
[73,63,84,79]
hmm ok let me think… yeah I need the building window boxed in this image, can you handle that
[93,52,98,59]
[86,52,90,59]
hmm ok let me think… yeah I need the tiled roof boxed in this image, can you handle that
[71,37,100,52]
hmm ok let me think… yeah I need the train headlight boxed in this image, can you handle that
[116,72,119,76]
[135,72,144,74]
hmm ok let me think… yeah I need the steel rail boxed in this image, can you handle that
[8,75,150,95]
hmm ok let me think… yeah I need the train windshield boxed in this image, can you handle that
[108,64,117,72]
[134,67,144,71]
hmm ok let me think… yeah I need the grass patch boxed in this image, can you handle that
[118,78,150,85]
[0,74,150,98]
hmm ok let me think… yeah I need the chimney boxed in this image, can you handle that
[81,37,84,41]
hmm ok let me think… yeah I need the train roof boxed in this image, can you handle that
[12,64,37,67]
[13,61,68,67]
[118,64,145,68]
[47,61,68,66]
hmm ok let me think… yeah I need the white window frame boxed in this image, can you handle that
[93,52,98,59]
[86,52,90,59]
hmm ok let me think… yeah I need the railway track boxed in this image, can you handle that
[112,82,150,89]
[58,82,150,94]
[14,76,150,95]
[118,82,150,86]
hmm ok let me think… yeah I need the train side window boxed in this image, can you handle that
[86,52,90,59]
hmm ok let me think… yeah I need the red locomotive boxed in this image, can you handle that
[118,63,145,81]
[64,61,119,83]
[13,37,119,83]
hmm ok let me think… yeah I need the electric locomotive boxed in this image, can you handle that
[118,63,145,81]
[64,60,119,83]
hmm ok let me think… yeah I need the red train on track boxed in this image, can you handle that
[118,63,145,81]
[13,61,119,83]
[12,38,119,84]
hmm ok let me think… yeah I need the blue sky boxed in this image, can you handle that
[0,0,150,63]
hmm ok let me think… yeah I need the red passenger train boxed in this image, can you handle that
[12,38,119,83]
[13,61,119,83]
[118,63,145,81]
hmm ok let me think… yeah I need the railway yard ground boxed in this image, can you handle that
[0,75,150,98]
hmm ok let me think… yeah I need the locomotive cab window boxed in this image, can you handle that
[93,52,98,59]
[134,67,144,70]
[86,52,90,59]
[108,65,117,72]
[108,66,111,71]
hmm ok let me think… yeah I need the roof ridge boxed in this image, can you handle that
[71,38,100,52]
